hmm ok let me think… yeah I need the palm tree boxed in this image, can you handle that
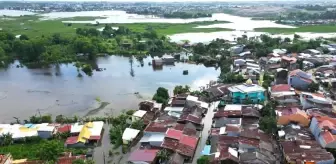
[157,149,170,163]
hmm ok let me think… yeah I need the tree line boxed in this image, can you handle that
[0,25,180,69]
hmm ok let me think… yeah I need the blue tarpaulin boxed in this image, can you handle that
[201,145,211,155]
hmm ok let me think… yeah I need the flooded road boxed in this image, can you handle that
[0,56,220,122]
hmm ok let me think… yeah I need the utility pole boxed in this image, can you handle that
[103,151,106,164]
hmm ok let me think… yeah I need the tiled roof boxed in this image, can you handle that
[144,122,168,133]
[166,129,183,140]
[176,143,196,157]
[58,124,71,133]
[281,140,334,163]
[128,149,159,162]
[281,56,297,63]
[65,136,78,145]
[161,137,179,150]
[321,131,336,144]
[179,135,198,148]
[271,84,291,92]
[57,155,86,164]
[214,111,242,118]
[179,114,202,125]
[239,137,260,147]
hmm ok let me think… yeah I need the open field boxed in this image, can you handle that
[254,25,336,34]
[0,15,231,37]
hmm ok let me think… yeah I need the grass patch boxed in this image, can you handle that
[254,25,336,34]
[0,16,232,37]
[119,21,232,35]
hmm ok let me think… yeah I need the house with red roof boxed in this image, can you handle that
[161,128,199,161]
[288,69,313,91]
[281,56,297,70]
[127,149,159,164]
[310,116,336,148]
[270,84,299,106]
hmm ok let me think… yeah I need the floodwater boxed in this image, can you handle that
[0,56,220,122]
[0,9,36,16]
[169,31,336,44]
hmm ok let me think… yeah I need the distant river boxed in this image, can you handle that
[0,56,220,122]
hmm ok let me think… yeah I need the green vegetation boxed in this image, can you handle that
[255,25,336,33]
[0,15,231,37]
[308,82,320,92]
[197,155,210,164]
[0,139,86,161]
[173,85,190,95]
[116,21,232,35]
[259,100,278,134]
[157,149,170,163]
[163,12,211,19]
[152,87,170,104]
[109,111,144,149]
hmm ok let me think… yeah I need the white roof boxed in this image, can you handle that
[219,127,226,135]
[168,111,182,118]
[89,121,104,136]
[38,126,55,132]
[133,110,147,118]
[278,130,285,137]
[162,54,174,59]
[307,49,320,54]
[164,106,184,112]
[71,123,83,133]
[224,104,242,111]
[229,84,265,93]
[246,62,260,68]
[187,95,198,102]
[269,57,282,63]
[271,91,296,97]
[122,128,140,141]
[228,147,238,158]
[238,51,251,56]
[148,134,165,142]
[187,95,209,108]
[273,49,287,54]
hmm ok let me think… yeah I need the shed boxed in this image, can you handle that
[132,110,147,122]
[122,128,140,144]
[37,125,56,139]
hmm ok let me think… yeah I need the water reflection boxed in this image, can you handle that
[0,56,219,122]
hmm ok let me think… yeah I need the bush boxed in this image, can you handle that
[126,110,135,115]
[122,145,128,154]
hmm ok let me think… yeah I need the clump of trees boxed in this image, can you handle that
[259,100,278,134]
[173,85,190,95]
[152,87,170,104]
[308,82,320,92]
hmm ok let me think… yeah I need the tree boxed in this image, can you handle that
[0,133,13,146]
[173,85,190,95]
[308,82,319,92]
[152,87,170,104]
[39,140,64,162]
[19,34,29,40]
[72,159,85,164]
[259,116,277,134]
[197,156,210,164]
[0,47,5,60]
[157,149,170,163]
[284,37,291,43]
[131,120,144,130]
[193,43,206,54]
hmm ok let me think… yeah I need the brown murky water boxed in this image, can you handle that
[0,56,219,122]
